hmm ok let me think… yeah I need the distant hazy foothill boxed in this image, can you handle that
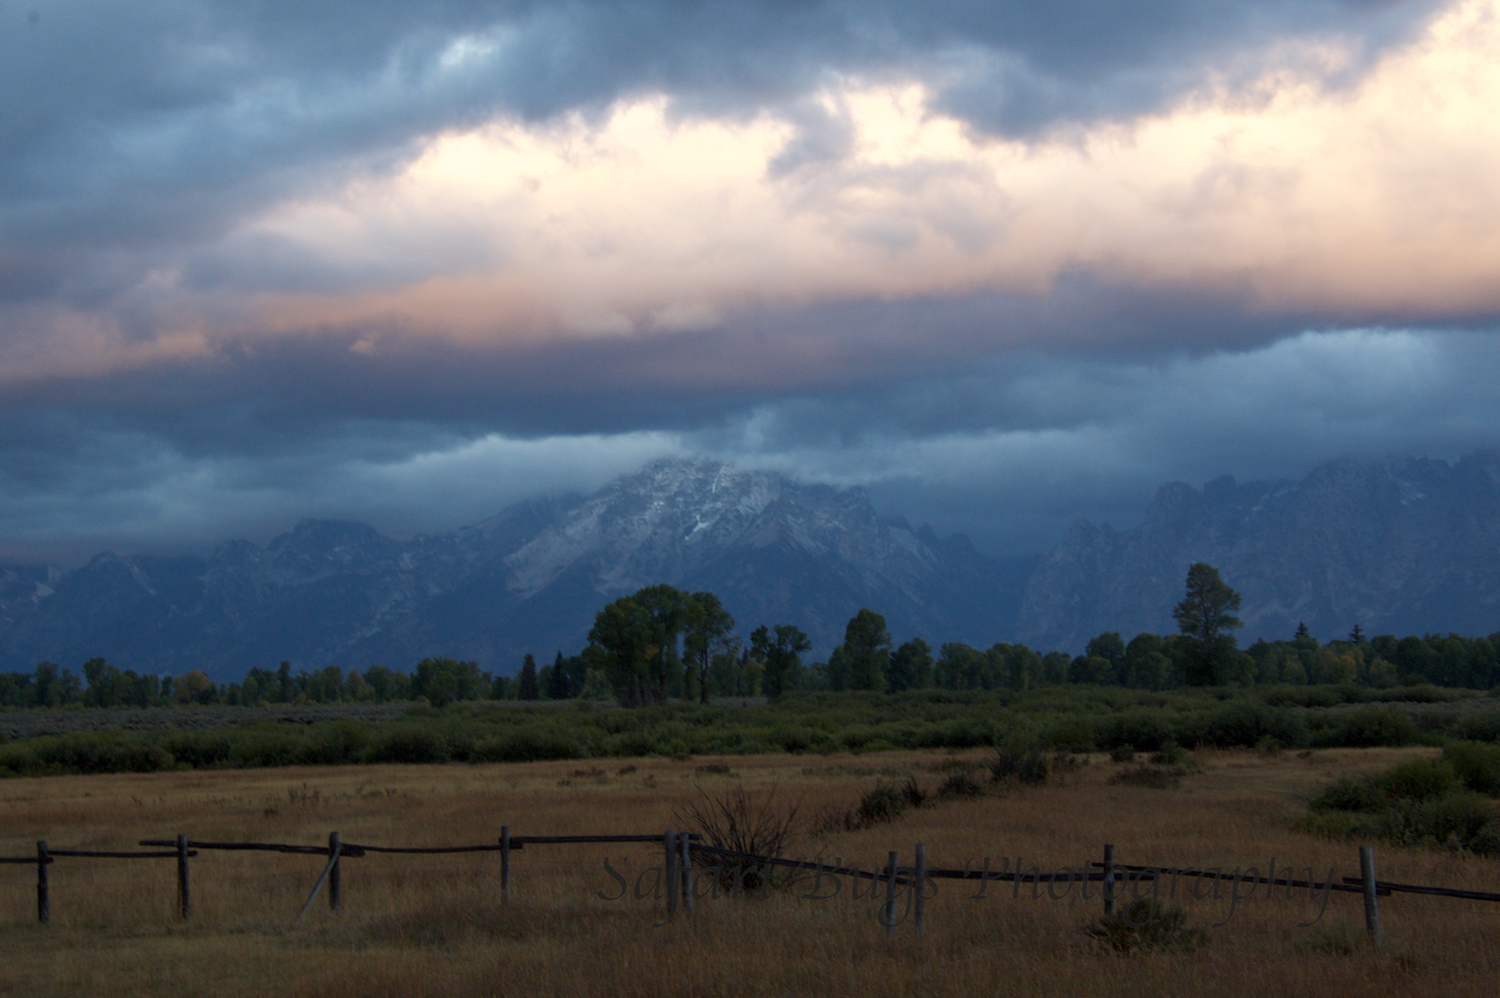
[2,452,1499,681]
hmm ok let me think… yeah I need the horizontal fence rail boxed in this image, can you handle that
[140,840,366,857]
[1081,861,1372,896]
[1339,876,1500,903]
[6,831,1496,944]
[692,843,899,881]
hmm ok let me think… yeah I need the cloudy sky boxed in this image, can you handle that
[3,0,1499,563]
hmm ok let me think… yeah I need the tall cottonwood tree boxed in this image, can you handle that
[751,623,812,698]
[886,637,933,692]
[831,608,891,691]
[684,591,735,704]
[588,584,699,706]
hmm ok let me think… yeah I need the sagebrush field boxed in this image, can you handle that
[3,745,1499,997]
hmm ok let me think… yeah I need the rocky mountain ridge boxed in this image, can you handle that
[0,459,1031,681]
[8,451,1499,681]
[1018,452,1500,651]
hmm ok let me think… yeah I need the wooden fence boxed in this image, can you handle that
[6,831,1498,947]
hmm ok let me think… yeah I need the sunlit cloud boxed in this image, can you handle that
[76,0,1487,369]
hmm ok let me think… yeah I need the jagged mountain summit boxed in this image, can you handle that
[1018,452,1500,652]
[0,459,1031,681]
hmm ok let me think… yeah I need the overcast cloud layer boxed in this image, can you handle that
[3,0,1498,564]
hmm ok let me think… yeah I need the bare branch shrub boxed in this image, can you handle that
[674,784,798,894]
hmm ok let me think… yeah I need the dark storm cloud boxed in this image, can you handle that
[1,0,1439,301]
[0,277,1332,443]
[0,0,1483,566]
[701,327,1500,555]
[6,319,1500,563]
[5,270,1496,477]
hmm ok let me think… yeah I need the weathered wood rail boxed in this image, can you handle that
[5,831,1496,945]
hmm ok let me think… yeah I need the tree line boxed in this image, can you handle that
[3,565,1500,709]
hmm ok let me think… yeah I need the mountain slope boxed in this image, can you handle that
[1018,452,1500,651]
[0,459,1028,680]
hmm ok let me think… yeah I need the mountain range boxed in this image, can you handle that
[0,459,1033,682]
[1018,451,1500,651]
[4,452,1499,682]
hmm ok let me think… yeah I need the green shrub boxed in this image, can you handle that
[600,730,663,757]
[857,783,908,824]
[1260,686,1351,709]
[1100,708,1175,751]
[363,727,452,764]
[226,727,305,768]
[159,731,236,768]
[295,721,370,765]
[8,732,176,775]
[1304,754,1500,854]
[1455,711,1500,743]
[989,743,1050,786]
[473,730,586,762]
[1363,792,1493,849]
[1309,776,1386,813]
[1468,824,1500,856]
[1192,703,1307,748]
[1109,745,1136,763]
[1444,741,1500,796]
[1150,741,1188,766]
[1377,758,1458,802]
[1336,705,1417,747]
[774,727,819,753]
[1416,792,1494,845]
[1374,685,1460,704]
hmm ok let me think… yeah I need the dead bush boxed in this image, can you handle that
[674,784,798,894]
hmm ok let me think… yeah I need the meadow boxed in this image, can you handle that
[2,744,1499,997]
[5,684,1500,779]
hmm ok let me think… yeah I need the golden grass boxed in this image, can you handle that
[2,747,1498,997]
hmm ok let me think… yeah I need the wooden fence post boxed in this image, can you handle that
[297,844,342,919]
[665,829,679,921]
[328,832,340,912]
[36,841,49,925]
[679,833,692,911]
[177,834,190,920]
[1102,843,1116,917]
[1359,845,1381,949]
[500,826,511,906]
[914,843,926,939]
[884,850,899,935]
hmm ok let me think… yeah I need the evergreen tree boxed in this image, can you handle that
[517,654,540,701]
[545,651,573,699]
[1172,563,1243,685]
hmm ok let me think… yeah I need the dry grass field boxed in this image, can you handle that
[2,746,1498,997]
